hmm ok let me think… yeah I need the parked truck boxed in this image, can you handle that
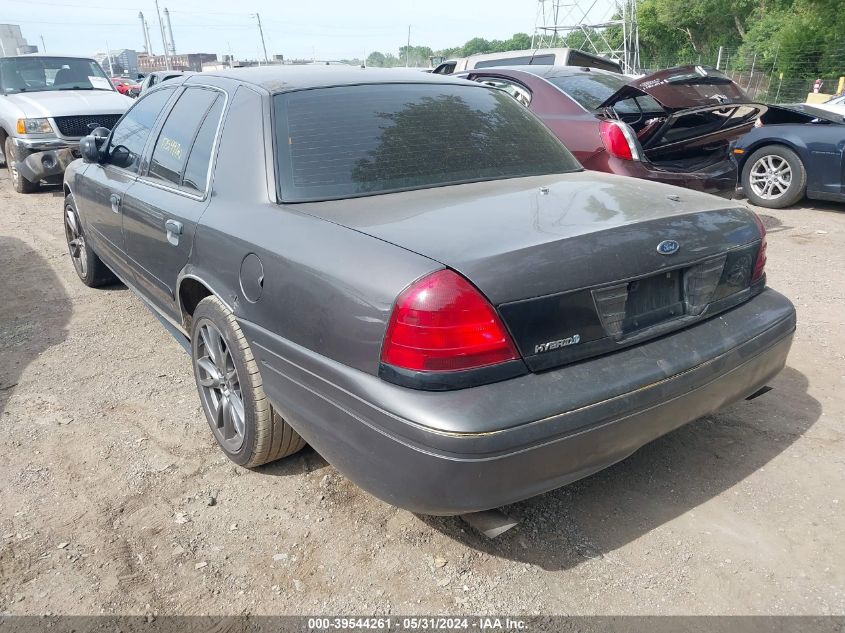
[0,54,132,193]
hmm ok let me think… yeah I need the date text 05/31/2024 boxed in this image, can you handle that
[307,617,529,630]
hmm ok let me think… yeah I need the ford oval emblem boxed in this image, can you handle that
[657,240,680,255]
[87,122,101,130]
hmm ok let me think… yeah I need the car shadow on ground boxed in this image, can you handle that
[419,365,820,571]
[758,213,789,234]
[0,236,71,418]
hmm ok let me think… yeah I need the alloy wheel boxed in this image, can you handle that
[64,205,88,278]
[194,320,246,453]
[749,154,792,200]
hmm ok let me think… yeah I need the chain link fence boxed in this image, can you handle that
[641,46,844,104]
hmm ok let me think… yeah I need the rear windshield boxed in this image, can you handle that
[273,83,580,202]
[547,73,662,114]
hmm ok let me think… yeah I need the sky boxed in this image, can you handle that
[3,0,618,62]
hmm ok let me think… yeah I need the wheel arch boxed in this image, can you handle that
[737,137,806,173]
[177,274,232,334]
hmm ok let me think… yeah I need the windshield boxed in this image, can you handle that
[0,57,114,94]
[273,83,580,202]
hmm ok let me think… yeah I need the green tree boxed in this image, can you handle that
[366,51,387,67]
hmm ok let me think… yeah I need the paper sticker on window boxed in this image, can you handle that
[89,76,113,90]
[161,137,182,159]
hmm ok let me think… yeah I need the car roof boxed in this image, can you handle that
[195,65,472,93]
[465,65,624,80]
[1,53,97,61]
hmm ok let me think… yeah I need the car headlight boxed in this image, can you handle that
[16,118,54,134]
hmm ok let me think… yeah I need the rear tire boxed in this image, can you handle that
[5,138,39,194]
[190,295,306,467]
[64,194,118,287]
[741,145,806,209]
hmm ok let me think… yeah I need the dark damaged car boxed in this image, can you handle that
[63,67,795,515]
[459,65,765,198]
[734,103,845,208]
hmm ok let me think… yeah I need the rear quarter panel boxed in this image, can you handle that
[190,83,440,376]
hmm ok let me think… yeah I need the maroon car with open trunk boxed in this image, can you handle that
[459,65,766,198]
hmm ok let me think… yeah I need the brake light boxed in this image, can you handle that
[381,269,519,372]
[752,213,767,281]
[599,120,640,161]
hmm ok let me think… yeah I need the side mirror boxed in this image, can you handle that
[79,136,102,164]
[91,126,111,147]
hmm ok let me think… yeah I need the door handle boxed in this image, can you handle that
[165,219,183,235]
[109,193,121,214]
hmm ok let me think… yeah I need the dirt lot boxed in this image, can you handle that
[0,170,843,617]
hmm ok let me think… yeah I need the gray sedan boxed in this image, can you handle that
[63,67,796,515]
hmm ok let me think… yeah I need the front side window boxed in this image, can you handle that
[0,56,113,94]
[274,83,580,202]
[107,88,174,173]
[148,88,220,187]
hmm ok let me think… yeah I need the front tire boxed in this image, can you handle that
[5,138,39,194]
[64,195,118,287]
[741,145,806,209]
[190,296,305,467]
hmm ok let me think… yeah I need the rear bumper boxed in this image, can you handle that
[243,289,795,515]
[601,155,738,199]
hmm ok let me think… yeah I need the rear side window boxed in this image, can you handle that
[474,54,555,68]
[548,73,662,113]
[148,87,219,187]
[182,95,225,192]
[107,87,174,173]
[273,83,580,202]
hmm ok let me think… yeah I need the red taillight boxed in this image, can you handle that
[752,212,767,281]
[599,120,640,161]
[381,269,520,372]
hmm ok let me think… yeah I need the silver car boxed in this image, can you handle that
[63,67,796,515]
[0,54,132,192]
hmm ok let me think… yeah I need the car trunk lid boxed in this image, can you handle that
[596,66,767,158]
[292,172,765,372]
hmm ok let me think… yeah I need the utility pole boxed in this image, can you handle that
[253,13,268,63]
[406,25,411,67]
[105,41,114,76]
[40,35,46,53]
[716,46,723,71]
[154,0,171,70]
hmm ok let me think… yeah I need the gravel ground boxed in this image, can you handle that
[0,170,843,617]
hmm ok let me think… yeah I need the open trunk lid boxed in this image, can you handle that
[597,66,767,157]
[294,172,766,372]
